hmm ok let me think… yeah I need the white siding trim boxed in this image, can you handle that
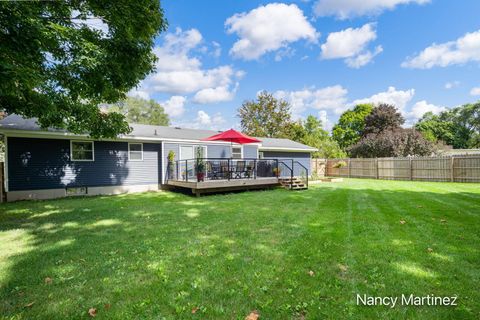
[4,135,8,192]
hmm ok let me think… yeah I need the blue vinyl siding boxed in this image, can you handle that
[7,137,161,191]
[243,145,258,158]
[207,144,231,158]
[261,151,311,177]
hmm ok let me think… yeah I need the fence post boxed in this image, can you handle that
[348,159,351,178]
[450,157,454,182]
[375,158,379,179]
[409,158,413,181]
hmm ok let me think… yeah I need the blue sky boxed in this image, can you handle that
[129,0,480,131]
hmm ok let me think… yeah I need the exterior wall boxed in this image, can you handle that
[162,142,231,183]
[7,137,162,191]
[6,184,160,202]
[207,144,231,158]
[261,151,311,177]
[243,145,258,158]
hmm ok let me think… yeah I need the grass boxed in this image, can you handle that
[0,179,479,319]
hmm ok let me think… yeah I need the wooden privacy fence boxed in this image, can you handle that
[311,158,326,177]
[326,156,480,183]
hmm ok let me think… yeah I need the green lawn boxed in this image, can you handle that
[0,179,479,319]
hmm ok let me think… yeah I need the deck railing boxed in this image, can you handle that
[166,158,280,182]
[166,158,308,187]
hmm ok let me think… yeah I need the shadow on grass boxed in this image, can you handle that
[0,182,479,319]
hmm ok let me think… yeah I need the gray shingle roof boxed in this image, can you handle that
[0,115,317,151]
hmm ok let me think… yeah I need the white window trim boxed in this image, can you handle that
[128,142,144,161]
[231,145,243,159]
[70,140,95,161]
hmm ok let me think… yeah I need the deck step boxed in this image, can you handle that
[278,177,308,190]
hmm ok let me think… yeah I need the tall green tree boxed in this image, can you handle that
[0,1,167,138]
[291,115,346,159]
[332,104,373,150]
[415,102,480,148]
[349,104,435,158]
[107,97,170,126]
[238,91,293,138]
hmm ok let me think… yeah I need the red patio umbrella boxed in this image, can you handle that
[202,129,261,145]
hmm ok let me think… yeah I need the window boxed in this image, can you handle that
[71,141,94,161]
[66,187,87,196]
[180,145,206,160]
[128,143,143,161]
[231,146,242,159]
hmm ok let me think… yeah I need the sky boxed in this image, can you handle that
[128,0,480,132]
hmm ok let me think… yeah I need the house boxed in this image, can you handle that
[0,115,316,201]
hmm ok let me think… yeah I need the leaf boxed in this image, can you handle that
[104,303,111,310]
[416,205,423,208]
[427,248,434,253]
[308,270,315,277]
[440,219,447,223]
[191,307,199,314]
[245,310,260,320]
[399,220,406,225]
[44,277,52,284]
[338,264,348,272]
[88,308,97,317]
[24,301,35,308]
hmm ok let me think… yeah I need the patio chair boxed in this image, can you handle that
[233,161,246,179]
[208,161,222,180]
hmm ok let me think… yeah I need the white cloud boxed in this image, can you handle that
[445,81,460,89]
[402,29,480,69]
[225,3,319,60]
[195,111,226,129]
[313,0,430,19]
[162,96,187,118]
[71,10,109,35]
[136,28,242,100]
[127,88,150,100]
[471,87,480,96]
[274,85,348,117]
[318,110,333,131]
[409,100,446,120]
[192,83,238,104]
[346,45,383,68]
[321,24,382,68]
[351,86,415,112]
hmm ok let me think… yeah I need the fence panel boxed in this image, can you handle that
[378,158,410,180]
[453,156,480,183]
[311,159,326,178]
[350,159,376,178]
[326,155,480,183]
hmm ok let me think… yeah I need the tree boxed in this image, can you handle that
[363,104,405,134]
[349,104,435,158]
[332,104,373,150]
[106,97,170,126]
[415,102,480,148]
[291,115,346,159]
[349,128,435,158]
[238,91,294,138]
[0,1,167,138]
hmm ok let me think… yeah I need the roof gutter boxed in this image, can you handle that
[259,146,318,152]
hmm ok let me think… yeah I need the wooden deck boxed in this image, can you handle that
[165,177,280,196]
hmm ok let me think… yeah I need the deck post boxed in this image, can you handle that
[228,159,230,181]
[185,160,188,182]
[254,159,257,179]
[176,160,179,180]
